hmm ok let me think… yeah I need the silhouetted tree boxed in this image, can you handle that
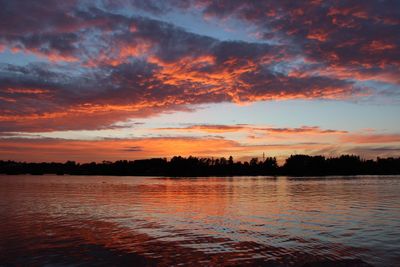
[0,155,399,176]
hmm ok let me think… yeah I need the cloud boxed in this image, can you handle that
[0,1,376,133]
[121,146,143,152]
[340,134,400,144]
[155,124,348,134]
[155,124,248,133]
[198,0,400,85]
[0,0,400,132]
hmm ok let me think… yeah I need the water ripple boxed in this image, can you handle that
[1,175,399,266]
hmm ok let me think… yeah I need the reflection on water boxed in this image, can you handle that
[0,175,399,266]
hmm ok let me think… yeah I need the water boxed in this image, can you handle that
[0,175,399,266]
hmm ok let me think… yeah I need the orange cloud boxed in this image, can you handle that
[288,64,399,85]
[340,134,400,144]
[155,124,247,133]
[86,41,153,67]
[264,126,348,134]
[0,96,17,103]
[155,124,348,135]
[6,88,49,94]
[147,54,263,104]
[362,40,397,52]
[1,0,397,136]
[307,30,329,42]
[0,99,192,132]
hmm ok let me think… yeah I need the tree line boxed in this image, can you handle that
[1,155,399,176]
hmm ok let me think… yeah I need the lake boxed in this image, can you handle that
[0,175,399,266]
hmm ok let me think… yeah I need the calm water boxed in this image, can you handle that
[0,175,399,266]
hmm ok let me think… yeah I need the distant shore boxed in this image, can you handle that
[1,155,399,176]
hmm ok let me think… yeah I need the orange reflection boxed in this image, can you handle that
[2,175,393,266]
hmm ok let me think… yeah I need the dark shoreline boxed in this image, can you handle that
[1,154,399,177]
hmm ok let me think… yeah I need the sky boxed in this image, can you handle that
[0,0,399,163]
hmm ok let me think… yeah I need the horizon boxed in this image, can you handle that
[2,153,399,166]
[3,154,399,177]
[0,1,399,162]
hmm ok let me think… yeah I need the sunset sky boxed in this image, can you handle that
[0,0,399,163]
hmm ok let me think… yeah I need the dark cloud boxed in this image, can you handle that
[0,0,397,132]
[198,0,400,83]
[121,146,143,152]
